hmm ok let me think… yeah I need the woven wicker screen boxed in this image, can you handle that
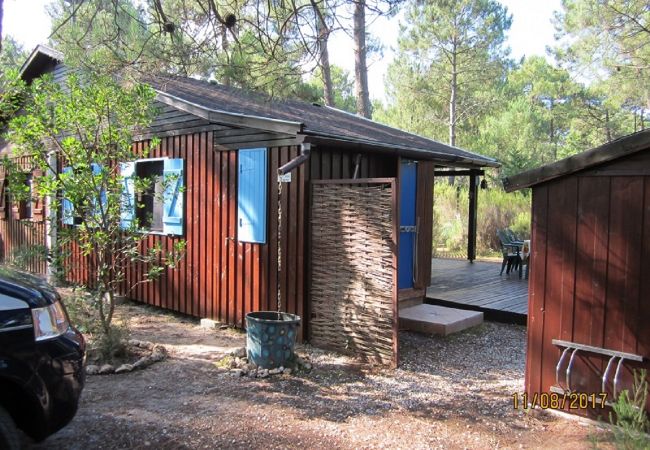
[310,181,396,366]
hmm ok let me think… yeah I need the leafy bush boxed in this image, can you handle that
[609,369,650,450]
[433,181,531,257]
[63,289,130,364]
[10,244,48,271]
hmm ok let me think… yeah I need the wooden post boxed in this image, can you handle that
[468,171,478,262]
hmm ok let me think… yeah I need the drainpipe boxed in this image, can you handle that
[278,143,311,175]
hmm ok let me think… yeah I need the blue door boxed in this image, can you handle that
[399,161,417,289]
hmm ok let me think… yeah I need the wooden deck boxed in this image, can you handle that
[425,258,528,320]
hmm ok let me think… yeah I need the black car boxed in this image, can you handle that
[0,268,85,449]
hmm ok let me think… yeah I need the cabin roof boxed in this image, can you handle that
[19,45,499,168]
[149,76,499,168]
[503,129,650,192]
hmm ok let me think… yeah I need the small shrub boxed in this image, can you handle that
[94,323,131,363]
[10,244,48,271]
[609,369,650,450]
[511,211,531,240]
[62,289,131,364]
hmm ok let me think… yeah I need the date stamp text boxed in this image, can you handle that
[512,392,608,410]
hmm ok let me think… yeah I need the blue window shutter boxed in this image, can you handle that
[237,148,267,243]
[61,166,74,225]
[162,158,184,236]
[120,162,135,229]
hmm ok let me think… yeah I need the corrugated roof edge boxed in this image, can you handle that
[503,128,650,192]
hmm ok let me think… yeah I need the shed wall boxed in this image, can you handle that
[527,150,650,416]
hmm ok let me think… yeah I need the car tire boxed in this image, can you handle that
[0,405,20,450]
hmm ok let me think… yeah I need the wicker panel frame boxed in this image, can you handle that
[309,179,398,366]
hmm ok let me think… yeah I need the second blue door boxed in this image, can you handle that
[399,161,417,289]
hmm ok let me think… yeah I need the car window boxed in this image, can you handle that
[0,293,31,333]
[0,293,29,311]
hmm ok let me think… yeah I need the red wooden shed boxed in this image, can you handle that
[1,46,499,367]
[504,130,650,417]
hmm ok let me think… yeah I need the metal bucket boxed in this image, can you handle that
[245,311,300,369]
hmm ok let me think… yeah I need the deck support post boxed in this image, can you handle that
[467,170,479,262]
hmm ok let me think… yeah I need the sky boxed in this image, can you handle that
[4,0,563,102]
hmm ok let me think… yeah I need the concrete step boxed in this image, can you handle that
[399,304,483,336]
[398,296,423,310]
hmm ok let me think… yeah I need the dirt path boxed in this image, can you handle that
[28,302,613,449]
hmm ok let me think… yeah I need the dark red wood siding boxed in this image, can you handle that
[527,150,650,416]
[0,156,48,275]
[56,138,440,344]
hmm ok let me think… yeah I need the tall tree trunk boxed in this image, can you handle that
[448,42,458,184]
[605,109,612,142]
[0,0,4,52]
[312,1,334,106]
[641,108,645,131]
[353,0,371,118]
[449,41,457,147]
[221,23,230,86]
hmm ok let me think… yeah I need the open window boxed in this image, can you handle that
[121,158,184,236]
[135,160,164,232]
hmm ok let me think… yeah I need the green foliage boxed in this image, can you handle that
[305,65,357,112]
[609,369,650,450]
[378,0,512,146]
[94,322,131,362]
[433,181,530,256]
[1,72,185,337]
[9,245,49,272]
[0,36,28,71]
[47,0,335,100]
[554,0,650,111]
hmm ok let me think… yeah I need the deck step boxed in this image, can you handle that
[399,304,483,336]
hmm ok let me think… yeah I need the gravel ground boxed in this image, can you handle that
[25,302,614,449]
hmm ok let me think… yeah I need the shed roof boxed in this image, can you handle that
[503,129,650,192]
[18,45,499,168]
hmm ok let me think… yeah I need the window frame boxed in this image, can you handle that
[134,159,166,234]
[122,157,185,237]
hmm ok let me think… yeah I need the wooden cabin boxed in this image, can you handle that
[1,45,498,366]
[504,130,650,416]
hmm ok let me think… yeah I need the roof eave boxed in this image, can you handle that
[155,90,304,136]
[303,132,500,169]
[19,45,63,80]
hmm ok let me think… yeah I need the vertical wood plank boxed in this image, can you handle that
[199,132,208,318]
[268,147,279,313]
[279,147,290,312]
[206,132,214,319]
[573,176,610,394]
[228,150,238,325]
[605,177,643,353]
[182,134,191,315]
[526,185,549,398]
[174,135,183,314]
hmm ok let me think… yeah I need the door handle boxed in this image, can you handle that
[400,225,416,233]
